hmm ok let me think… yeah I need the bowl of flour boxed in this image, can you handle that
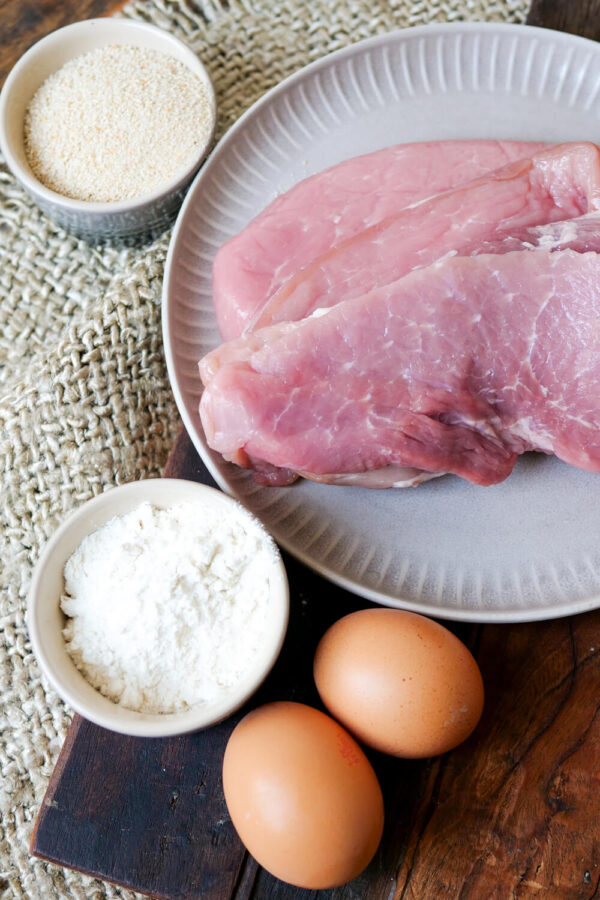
[0,18,216,242]
[27,479,289,737]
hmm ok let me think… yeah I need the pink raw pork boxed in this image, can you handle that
[249,143,600,331]
[213,140,544,339]
[202,209,600,387]
[200,249,600,488]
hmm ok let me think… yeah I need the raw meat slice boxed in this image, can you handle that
[200,210,600,385]
[248,143,600,331]
[202,209,600,488]
[200,249,600,488]
[462,212,600,257]
[213,140,545,339]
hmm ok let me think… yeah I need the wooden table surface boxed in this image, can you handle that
[5,1,600,898]
[0,0,126,86]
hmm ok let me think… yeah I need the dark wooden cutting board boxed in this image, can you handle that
[30,3,600,897]
[31,435,600,900]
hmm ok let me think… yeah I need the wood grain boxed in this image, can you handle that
[31,431,477,899]
[26,0,600,897]
[32,439,249,899]
[527,0,600,40]
[32,714,249,898]
[391,617,600,898]
[33,431,600,899]
[0,0,127,87]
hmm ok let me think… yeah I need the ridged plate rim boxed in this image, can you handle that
[163,22,600,623]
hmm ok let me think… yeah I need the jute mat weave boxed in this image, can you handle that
[0,0,529,896]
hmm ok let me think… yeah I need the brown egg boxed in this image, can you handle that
[313,608,484,758]
[222,701,384,889]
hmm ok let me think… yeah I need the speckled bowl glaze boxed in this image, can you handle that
[27,479,289,738]
[0,18,216,243]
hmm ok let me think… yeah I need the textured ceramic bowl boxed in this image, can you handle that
[27,479,289,738]
[0,18,216,242]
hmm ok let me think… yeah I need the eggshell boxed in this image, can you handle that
[313,608,484,758]
[222,700,384,889]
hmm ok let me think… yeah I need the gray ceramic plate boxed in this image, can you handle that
[163,22,600,622]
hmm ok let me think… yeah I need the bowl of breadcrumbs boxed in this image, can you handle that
[0,18,216,242]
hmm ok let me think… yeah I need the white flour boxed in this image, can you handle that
[61,501,276,714]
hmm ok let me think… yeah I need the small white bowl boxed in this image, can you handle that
[27,479,289,738]
[0,18,216,242]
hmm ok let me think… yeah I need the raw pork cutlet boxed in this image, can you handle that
[462,212,600,257]
[213,140,545,339]
[248,143,600,331]
[200,249,600,488]
[201,210,600,387]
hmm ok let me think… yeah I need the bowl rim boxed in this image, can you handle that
[27,478,289,738]
[0,17,217,213]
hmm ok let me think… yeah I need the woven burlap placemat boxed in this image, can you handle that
[0,0,530,896]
